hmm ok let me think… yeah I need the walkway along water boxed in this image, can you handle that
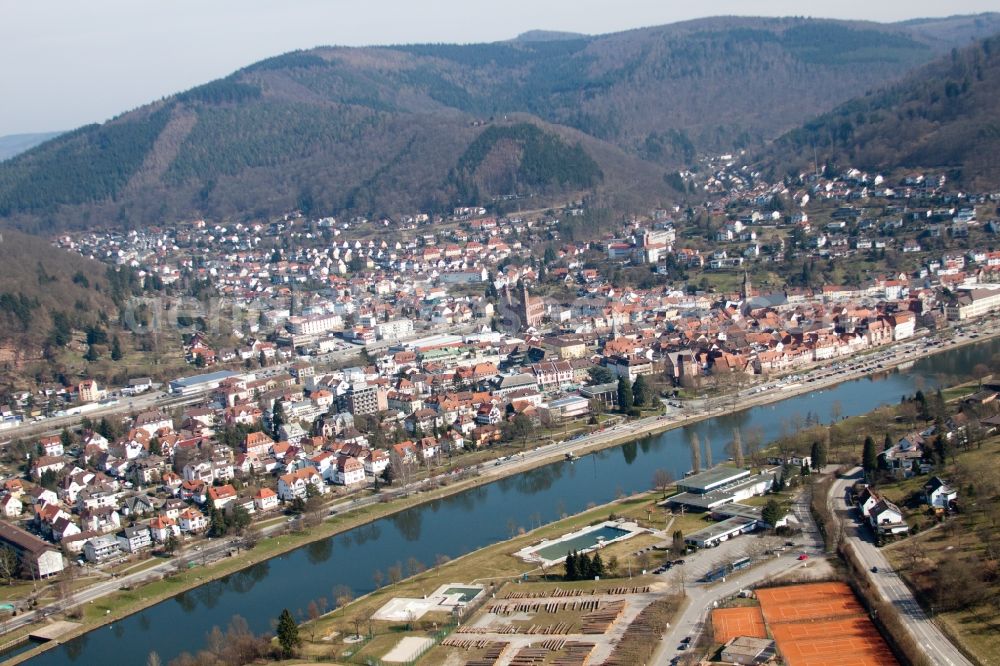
[20,337,1000,665]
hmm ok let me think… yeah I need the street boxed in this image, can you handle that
[829,468,971,666]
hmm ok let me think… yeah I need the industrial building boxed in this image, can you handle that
[169,370,243,396]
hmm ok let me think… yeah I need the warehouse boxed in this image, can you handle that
[684,516,758,549]
[169,370,242,396]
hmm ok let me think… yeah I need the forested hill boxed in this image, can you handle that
[757,33,1000,188]
[2,14,1000,231]
[0,229,118,356]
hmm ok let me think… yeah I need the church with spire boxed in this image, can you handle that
[741,271,753,301]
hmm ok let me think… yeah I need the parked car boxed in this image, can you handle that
[870,566,878,573]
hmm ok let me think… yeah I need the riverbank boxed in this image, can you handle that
[9,320,1000,664]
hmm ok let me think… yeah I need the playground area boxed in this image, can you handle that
[372,583,486,622]
[514,520,644,566]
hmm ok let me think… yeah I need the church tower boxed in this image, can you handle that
[741,271,753,300]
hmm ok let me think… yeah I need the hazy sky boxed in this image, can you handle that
[1,0,997,135]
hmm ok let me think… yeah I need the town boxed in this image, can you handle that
[1,161,1000,665]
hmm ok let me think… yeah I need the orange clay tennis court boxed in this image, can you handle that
[756,582,898,666]
[757,582,866,623]
[711,606,767,642]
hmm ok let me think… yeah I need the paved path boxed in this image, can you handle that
[829,469,972,666]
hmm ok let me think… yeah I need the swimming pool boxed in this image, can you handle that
[532,524,632,562]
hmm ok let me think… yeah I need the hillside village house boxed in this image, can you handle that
[923,476,958,509]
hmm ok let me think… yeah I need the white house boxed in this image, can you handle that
[277,468,326,501]
[116,526,153,553]
[148,515,180,542]
[869,499,908,535]
[253,487,279,512]
[84,534,122,563]
[363,449,390,476]
[334,456,366,486]
[0,495,22,517]
[923,476,957,510]
[178,508,209,533]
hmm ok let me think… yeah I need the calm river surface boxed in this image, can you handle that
[23,337,999,665]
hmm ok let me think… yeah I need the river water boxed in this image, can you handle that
[22,337,999,665]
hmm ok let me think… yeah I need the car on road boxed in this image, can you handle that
[797,553,809,561]
[871,566,878,573]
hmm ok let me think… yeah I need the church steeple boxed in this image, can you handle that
[741,271,753,300]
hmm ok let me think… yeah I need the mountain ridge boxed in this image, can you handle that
[2,14,1000,231]
[756,32,1000,188]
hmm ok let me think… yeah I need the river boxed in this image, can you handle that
[21,336,999,665]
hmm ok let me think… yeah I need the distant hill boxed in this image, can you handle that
[758,32,1000,188]
[2,14,1000,231]
[0,132,63,162]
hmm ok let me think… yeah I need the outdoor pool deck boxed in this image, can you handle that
[372,583,486,622]
[515,520,645,566]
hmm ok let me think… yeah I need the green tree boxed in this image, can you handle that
[84,344,99,362]
[762,499,783,527]
[564,551,578,581]
[40,469,57,490]
[230,505,252,532]
[862,436,878,480]
[60,428,73,449]
[110,336,123,361]
[209,508,228,538]
[587,366,615,385]
[632,375,651,407]
[810,439,827,470]
[616,377,633,413]
[271,399,286,435]
[591,552,605,578]
[276,608,300,656]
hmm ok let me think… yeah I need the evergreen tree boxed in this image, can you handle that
[762,499,783,527]
[84,344,99,362]
[111,336,123,361]
[632,375,650,407]
[564,551,578,580]
[617,377,633,413]
[883,433,893,451]
[271,399,286,435]
[810,439,827,470]
[276,608,300,656]
[862,436,878,480]
[577,552,591,579]
[591,552,605,578]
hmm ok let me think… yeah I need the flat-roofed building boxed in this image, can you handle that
[684,516,758,548]
[169,370,242,396]
[676,465,750,494]
[721,637,777,665]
